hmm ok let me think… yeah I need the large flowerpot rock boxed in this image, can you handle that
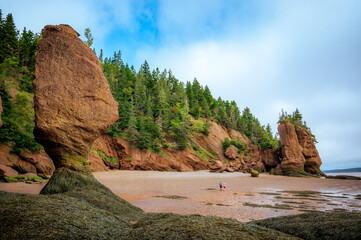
[33,24,118,170]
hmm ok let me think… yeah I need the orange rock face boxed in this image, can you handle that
[33,25,118,169]
[262,148,279,169]
[296,126,322,172]
[278,121,306,171]
[278,121,323,175]
[224,145,239,160]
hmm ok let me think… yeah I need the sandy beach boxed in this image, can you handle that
[1,170,360,222]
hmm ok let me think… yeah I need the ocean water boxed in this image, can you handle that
[326,172,361,177]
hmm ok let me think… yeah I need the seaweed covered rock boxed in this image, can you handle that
[127,213,299,240]
[250,211,361,240]
[251,169,259,177]
[33,24,118,169]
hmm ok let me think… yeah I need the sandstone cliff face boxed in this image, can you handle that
[277,121,323,175]
[0,144,55,176]
[33,24,118,169]
[88,120,277,174]
[88,134,209,172]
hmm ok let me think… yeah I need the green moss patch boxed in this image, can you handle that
[4,175,43,184]
[259,192,282,196]
[153,195,188,200]
[243,202,293,210]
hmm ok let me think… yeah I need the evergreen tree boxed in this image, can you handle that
[83,28,93,47]
[1,13,18,62]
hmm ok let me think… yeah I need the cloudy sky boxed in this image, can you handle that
[2,0,361,170]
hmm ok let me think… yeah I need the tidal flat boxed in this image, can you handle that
[1,170,360,222]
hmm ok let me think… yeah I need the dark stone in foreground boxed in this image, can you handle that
[250,211,361,240]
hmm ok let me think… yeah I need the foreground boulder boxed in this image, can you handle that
[250,211,361,240]
[33,24,118,170]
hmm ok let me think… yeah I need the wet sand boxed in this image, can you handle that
[1,170,360,222]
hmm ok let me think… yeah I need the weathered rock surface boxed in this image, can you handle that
[253,162,266,173]
[262,148,279,170]
[224,145,239,159]
[19,150,55,175]
[0,164,19,178]
[33,24,118,169]
[278,121,306,172]
[277,121,324,176]
[209,160,226,173]
[0,144,37,174]
[0,97,2,128]
[296,127,322,173]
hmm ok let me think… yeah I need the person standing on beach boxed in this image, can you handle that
[223,182,226,191]
[219,181,223,191]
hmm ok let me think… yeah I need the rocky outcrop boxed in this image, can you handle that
[33,24,118,170]
[224,145,239,159]
[209,160,225,173]
[0,144,55,176]
[19,150,55,175]
[0,97,2,128]
[296,127,322,174]
[262,148,279,170]
[277,121,323,176]
[0,164,19,178]
[278,121,306,173]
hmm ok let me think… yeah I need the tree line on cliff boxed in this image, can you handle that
[0,10,314,155]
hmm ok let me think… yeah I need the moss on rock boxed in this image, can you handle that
[249,211,361,240]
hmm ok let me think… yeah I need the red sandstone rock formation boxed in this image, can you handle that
[88,134,209,172]
[278,121,306,172]
[224,145,239,160]
[262,148,279,170]
[278,121,323,175]
[0,144,56,176]
[33,24,118,170]
[296,126,323,174]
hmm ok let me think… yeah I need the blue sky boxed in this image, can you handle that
[2,0,361,170]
